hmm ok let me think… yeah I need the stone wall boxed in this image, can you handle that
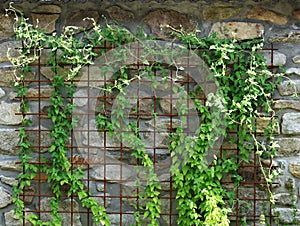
[0,0,299,225]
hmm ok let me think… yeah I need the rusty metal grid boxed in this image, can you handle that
[17,42,278,226]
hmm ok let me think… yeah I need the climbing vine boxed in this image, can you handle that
[7,4,281,226]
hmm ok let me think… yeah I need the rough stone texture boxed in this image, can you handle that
[203,7,241,20]
[277,80,300,96]
[106,213,135,226]
[0,88,5,98]
[144,10,195,40]
[4,208,32,226]
[290,162,300,179]
[0,102,23,125]
[293,55,300,64]
[65,10,99,31]
[32,4,62,14]
[27,127,53,152]
[40,198,82,226]
[260,50,286,66]
[0,160,22,172]
[0,41,22,63]
[275,138,300,156]
[282,113,300,134]
[106,6,134,22]
[0,186,12,208]
[74,89,88,107]
[10,87,53,101]
[274,193,297,206]
[286,67,300,76]
[210,22,264,40]
[274,100,300,111]
[0,67,35,87]
[91,164,134,182]
[32,13,60,34]
[272,207,300,224]
[293,9,300,20]
[0,14,15,41]
[0,175,18,186]
[0,129,19,155]
[247,7,288,25]
[256,117,279,134]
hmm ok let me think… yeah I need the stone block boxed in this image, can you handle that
[40,198,82,226]
[4,208,32,226]
[65,10,99,32]
[259,50,286,66]
[32,13,60,34]
[0,186,12,208]
[275,138,300,156]
[247,7,288,25]
[210,22,264,40]
[0,67,35,87]
[290,162,300,179]
[277,80,300,96]
[272,207,300,224]
[0,128,19,155]
[273,100,300,111]
[203,7,241,20]
[282,113,300,134]
[32,4,62,14]
[286,68,300,76]
[293,55,300,64]
[274,193,297,206]
[106,6,134,22]
[0,41,22,63]
[0,101,23,125]
[144,10,195,40]
[0,14,15,41]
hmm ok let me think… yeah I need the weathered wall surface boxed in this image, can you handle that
[0,0,299,225]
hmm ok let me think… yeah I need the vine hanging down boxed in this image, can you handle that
[7,4,281,226]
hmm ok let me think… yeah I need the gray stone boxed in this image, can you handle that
[274,193,297,206]
[106,6,134,22]
[290,162,300,179]
[74,89,88,107]
[260,51,286,66]
[282,113,300,134]
[27,127,53,153]
[4,208,32,226]
[293,55,300,64]
[144,10,195,40]
[22,186,35,204]
[286,68,300,76]
[272,208,300,224]
[65,10,99,31]
[32,13,59,34]
[277,80,300,96]
[0,102,23,125]
[210,22,264,40]
[99,213,135,226]
[273,100,300,111]
[0,41,22,63]
[91,164,134,182]
[247,7,288,25]
[0,67,35,87]
[0,186,12,208]
[146,118,184,129]
[0,129,19,155]
[0,175,18,186]
[40,66,69,81]
[0,14,15,40]
[0,160,22,172]
[0,88,5,98]
[32,4,62,14]
[256,117,279,134]
[275,138,300,156]
[40,198,82,226]
[96,183,105,192]
[203,7,241,20]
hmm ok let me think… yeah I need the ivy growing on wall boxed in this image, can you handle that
[7,4,281,226]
